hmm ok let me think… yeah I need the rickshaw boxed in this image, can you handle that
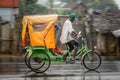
[22,14,101,73]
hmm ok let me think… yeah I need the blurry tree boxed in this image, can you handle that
[60,0,80,3]
[57,9,71,15]
[25,0,38,4]
[19,0,25,15]
[81,0,118,10]
[19,0,48,15]
[59,0,118,10]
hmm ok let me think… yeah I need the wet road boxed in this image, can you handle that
[0,57,120,80]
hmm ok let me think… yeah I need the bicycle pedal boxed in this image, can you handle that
[70,60,75,64]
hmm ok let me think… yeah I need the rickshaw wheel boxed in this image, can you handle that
[28,51,51,73]
[82,51,101,70]
[24,51,30,68]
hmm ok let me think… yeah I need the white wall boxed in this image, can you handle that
[0,8,19,28]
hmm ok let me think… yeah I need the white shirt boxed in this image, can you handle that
[60,19,75,44]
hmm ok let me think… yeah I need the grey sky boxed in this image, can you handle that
[114,0,120,9]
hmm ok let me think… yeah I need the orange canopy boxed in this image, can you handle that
[22,14,58,49]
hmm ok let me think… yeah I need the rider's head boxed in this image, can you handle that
[69,13,77,22]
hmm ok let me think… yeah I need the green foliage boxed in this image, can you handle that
[61,0,78,3]
[26,4,48,14]
[19,0,25,15]
[57,9,71,15]
[25,0,38,4]
[82,0,118,10]
[19,0,48,15]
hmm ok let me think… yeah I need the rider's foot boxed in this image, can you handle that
[71,59,75,64]
[63,53,68,60]
[75,57,79,60]
[63,55,66,60]
[53,53,60,56]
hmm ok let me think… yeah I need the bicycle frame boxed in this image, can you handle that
[76,45,89,57]
[75,37,93,61]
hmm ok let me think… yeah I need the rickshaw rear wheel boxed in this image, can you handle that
[28,51,51,73]
[24,51,30,68]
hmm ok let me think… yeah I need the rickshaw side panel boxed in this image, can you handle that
[22,16,28,46]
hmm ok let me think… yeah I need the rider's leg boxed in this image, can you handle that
[72,40,79,60]
[54,44,63,55]
[63,42,73,60]
[49,49,58,56]
[64,40,79,60]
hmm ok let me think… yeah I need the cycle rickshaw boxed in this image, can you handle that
[22,14,102,73]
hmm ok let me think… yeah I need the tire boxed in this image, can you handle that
[82,51,101,70]
[24,52,30,68]
[28,51,51,73]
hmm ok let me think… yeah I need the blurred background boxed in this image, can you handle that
[0,0,120,60]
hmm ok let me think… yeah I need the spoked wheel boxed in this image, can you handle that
[28,51,51,73]
[82,51,102,70]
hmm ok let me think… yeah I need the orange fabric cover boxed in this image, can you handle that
[22,14,58,48]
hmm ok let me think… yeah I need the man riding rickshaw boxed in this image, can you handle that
[22,14,101,73]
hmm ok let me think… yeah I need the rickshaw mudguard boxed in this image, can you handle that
[31,46,63,62]
[31,46,48,58]
[22,14,58,49]
[32,46,46,50]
